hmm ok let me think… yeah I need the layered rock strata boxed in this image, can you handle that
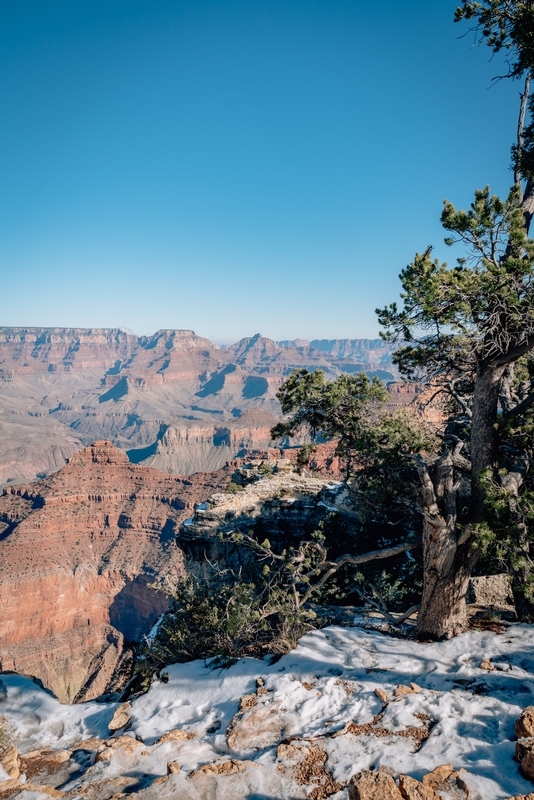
[177,464,353,583]
[0,441,231,702]
[0,328,403,484]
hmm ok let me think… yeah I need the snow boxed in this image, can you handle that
[2,623,534,798]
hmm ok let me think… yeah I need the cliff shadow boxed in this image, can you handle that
[108,574,169,642]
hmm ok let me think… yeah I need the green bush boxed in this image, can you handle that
[258,463,274,475]
[225,481,243,494]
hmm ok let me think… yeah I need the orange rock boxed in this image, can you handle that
[189,760,256,778]
[0,747,19,780]
[95,748,114,763]
[374,688,389,703]
[421,765,455,787]
[0,443,230,703]
[398,774,440,799]
[167,761,180,775]
[108,703,131,733]
[517,708,534,739]
[158,729,194,743]
[21,783,66,798]
[348,770,403,799]
[394,684,414,697]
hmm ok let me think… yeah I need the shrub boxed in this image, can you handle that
[225,481,243,494]
[258,463,274,476]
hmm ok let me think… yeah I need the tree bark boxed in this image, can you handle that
[414,452,474,638]
[416,544,474,639]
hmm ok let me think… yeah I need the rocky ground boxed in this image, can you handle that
[3,622,534,799]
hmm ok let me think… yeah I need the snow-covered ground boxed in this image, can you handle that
[2,622,534,799]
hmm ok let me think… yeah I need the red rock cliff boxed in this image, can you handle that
[0,441,231,702]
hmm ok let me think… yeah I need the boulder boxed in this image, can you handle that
[0,747,19,780]
[516,708,534,739]
[467,574,513,606]
[421,765,455,787]
[516,738,534,782]
[348,770,403,799]
[108,702,131,732]
[398,774,439,799]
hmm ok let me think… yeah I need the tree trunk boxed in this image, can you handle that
[470,365,506,520]
[414,451,474,639]
[416,543,474,639]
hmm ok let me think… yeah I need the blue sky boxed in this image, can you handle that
[0,0,521,342]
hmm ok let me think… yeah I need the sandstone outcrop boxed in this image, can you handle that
[177,466,347,583]
[0,441,232,701]
[348,767,469,800]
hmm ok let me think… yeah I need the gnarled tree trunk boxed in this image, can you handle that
[414,451,474,638]
[415,366,505,639]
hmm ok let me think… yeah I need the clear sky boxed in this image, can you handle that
[0,0,522,342]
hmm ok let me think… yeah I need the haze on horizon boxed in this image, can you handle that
[0,0,518,342]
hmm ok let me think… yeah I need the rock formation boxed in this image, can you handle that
[177,463,351,584]
[0,441,232,702]
[0,328,438,487]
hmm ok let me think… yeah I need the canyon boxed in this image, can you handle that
[0,440,234,703]
[0,327,402,485]
[0,440,347,703]
[0,328,437,703]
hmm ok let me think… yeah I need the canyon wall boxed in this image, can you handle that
[0,328,401,484]
[0,441,232,702]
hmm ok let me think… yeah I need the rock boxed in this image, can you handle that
[0,443,227,703]
[517,740,534,782]
[395,684,415,697]
[95,748,114,763]
[398,774,439,799]
[20,748,72,780]
[0,778,20,796]
[189,759,257,777]
[158,729,194,743]
[480,659,495,671]
[167,761,180,775]
[71,738,106,751]
[516,739,534,762]
[21,783,66,798]
[348,770,403,799]
[151,776,169,786]
[226,696,285,751]
[422,765,455,786]
[107,735,142,755]
[517,708,534,739]
[374,688,389,703]
[0,747,19,779]
[467,574,514,606]
[410,683,423,693]
[108,703,131,732]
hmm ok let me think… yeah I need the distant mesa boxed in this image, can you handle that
[0,326,404,485]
